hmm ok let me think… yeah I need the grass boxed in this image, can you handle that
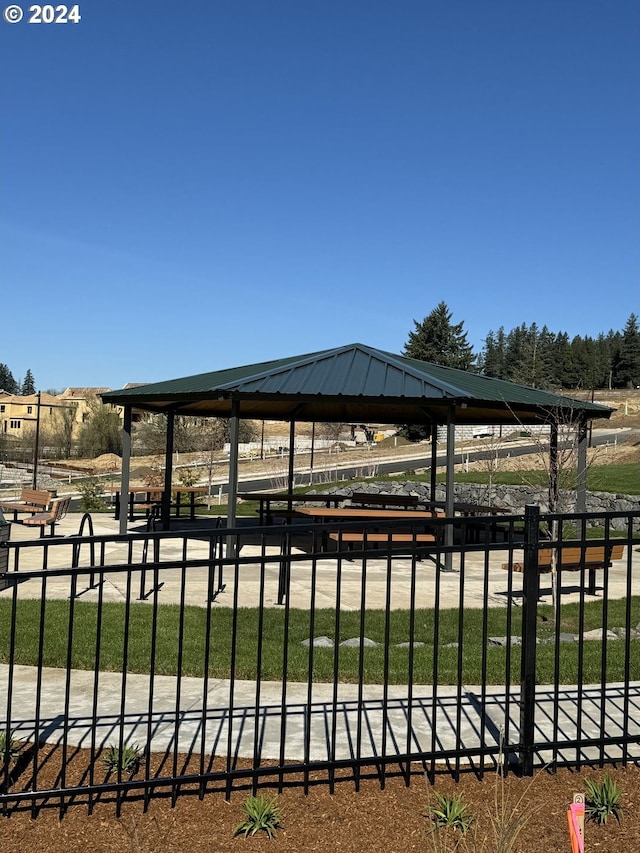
[0,598,637,685]
[437,463,639,495]
[305,459,638,495]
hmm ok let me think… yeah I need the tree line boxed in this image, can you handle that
[404,303,640,391]
[1,307,638,461]
[3,309,638,401]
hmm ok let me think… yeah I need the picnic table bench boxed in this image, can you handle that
[0,488,51,521]
[293,506,445,558]
[108,486,208,521]
[349,492,421,509]
[238,491,345,525]
[327,529,439,557]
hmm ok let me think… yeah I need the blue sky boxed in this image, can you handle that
[1,0,639,392]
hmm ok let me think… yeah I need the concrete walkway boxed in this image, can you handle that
[1,664,638,766]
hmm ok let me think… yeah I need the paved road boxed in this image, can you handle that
[219,428,632,496]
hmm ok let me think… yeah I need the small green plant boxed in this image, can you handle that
[584,774,623,825]
[233,793,283,839]
[77,477,107,512]
[427,790,475,835]
[177,467,199,487]
[102,742,144,775]
[0,728,23,764]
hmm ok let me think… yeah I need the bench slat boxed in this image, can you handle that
[0,488,51,520]
[328,531,437,544]
[21,496,71,536]
[502,543,625,573]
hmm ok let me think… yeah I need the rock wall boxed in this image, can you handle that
[323,481,639,531]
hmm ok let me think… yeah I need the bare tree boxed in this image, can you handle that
[135,414,256,456]
[504,404,599,619]
[48,404,77,458]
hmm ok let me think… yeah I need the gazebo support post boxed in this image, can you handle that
[226,400,240,557]
[287,419,296,493]
[445,408,456,571]
[161,411,175,530]
[119,405,132,535]
[548,421,559,512]
[576,416,588,513]
[430,422,437,500]
[310,422,316,480]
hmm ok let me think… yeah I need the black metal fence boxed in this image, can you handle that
[0,506,638,814]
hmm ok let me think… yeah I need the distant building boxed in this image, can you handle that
[1,388,115,440]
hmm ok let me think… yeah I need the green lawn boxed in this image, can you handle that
[1,598,637,686]
[442,463,639,494]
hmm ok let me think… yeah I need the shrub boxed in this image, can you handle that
[102,742,145,775]
[233,794,283,839]
[0,728,23,764]
[77,477,107,512]
[427,791,475,835]
[584,774,623,825]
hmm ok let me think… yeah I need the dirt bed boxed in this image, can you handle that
[0,754,638,852]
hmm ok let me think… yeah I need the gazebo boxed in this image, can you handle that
[102,343,613,537]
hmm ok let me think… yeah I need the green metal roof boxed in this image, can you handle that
[101,342,613,425]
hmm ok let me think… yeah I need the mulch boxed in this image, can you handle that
[0,747,638,852]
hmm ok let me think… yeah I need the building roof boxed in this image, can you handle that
[100,342,614,426]
[1,392,61,406]
[59,387,112,398]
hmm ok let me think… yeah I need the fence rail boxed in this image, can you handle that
[0,507,638,813]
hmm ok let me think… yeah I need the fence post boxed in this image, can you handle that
[519,503,540,776]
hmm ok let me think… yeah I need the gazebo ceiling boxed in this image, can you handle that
[101,343,614,426]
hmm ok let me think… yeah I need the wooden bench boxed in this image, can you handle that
[133,491,163,519]
[349,492,420,510]
[327,529,439,559]
[502,542,626,594]
[0,488,51,521]
[270,510,304,522]
[20,496,72,537]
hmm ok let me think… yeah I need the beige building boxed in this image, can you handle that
[0,388,114,441]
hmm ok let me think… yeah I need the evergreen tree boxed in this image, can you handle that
[504,323,530,384]
[553,331,571,387]
[613,313,640,388]
[479,327,507,378]
[0,363,18,394]
[404,302,475,369]
[534,325,557,389]
[21,369,36,395]
[595,333,614,389]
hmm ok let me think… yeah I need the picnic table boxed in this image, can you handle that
[413,500,511,542]
[237,491,345,525]
[292,506,445,555]
[109,486,208,521]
